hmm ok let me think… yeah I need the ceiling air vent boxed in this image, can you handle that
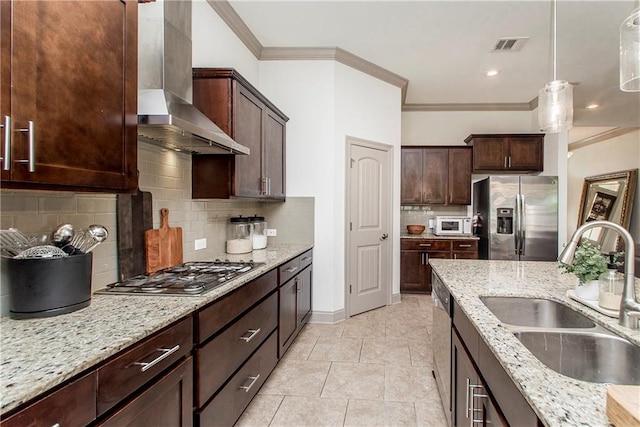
[492,37,529,52]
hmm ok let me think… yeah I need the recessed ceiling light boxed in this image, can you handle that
[486,70,499,77]
[585,103,599,109]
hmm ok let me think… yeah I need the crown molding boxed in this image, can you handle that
[261,46,409,102]
[568,127,637,151]
[402,102,533,112]
[206,0,262,59]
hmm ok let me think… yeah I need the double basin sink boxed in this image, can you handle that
[480,296,640,385]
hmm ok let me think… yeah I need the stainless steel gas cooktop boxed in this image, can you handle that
[95,260,264,296]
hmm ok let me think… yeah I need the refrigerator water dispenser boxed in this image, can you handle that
[496,208,513,234]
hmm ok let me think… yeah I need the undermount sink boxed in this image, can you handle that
[480,296,596,329]
[514,331,640,385]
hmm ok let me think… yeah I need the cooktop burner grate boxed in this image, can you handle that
[96,260,264,296]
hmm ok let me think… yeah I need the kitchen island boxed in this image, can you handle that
[0,243,312,419]
[430,258,640,427]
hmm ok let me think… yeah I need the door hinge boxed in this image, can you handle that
[349,285,352,294]
[350,222,352,231]
[350,158,355,168]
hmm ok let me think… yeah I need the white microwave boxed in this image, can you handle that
[434,216,472,236]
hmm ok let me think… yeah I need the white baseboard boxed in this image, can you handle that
[391,293,402,305]
[309,309,346,324]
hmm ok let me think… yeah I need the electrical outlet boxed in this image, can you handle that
[266,229,277,237]
[195,238,207,250]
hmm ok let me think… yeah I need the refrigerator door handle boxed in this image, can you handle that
[514,194,520,255]
[520,193,526,256]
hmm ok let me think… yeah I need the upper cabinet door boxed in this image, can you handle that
[448,148,472,205]
[469,136,508,171]
[264,110,286,200]
[422,148,448,204]
[507,136,543,171]
[3,0,137,191]
[401,148,424,204]
[233,84,264,198]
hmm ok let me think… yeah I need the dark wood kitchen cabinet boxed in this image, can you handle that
[192,68,288,200]
[279,249,313,357]
[464,134,544,173]
[195,269,279,426]
[401,147,471,205]
[451,300,538,427]
[0,0,138,192]
[401,239,477,293]
[0,317,193,427]
[97,357,193,427]
[0,372,97,427]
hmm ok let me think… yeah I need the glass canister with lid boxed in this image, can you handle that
[226,216,252,254]
[249,215,268,250]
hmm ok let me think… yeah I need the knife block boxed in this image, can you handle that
[6,252,93,319]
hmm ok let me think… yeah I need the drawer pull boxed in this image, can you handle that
[239,328,261,343]
[284,266,298,273]
[301,256,312,262]
[133,345,180,372]
[419,244,432,247]
[239,374,261,393]
[458,244,472,248]
[52,424,60,427]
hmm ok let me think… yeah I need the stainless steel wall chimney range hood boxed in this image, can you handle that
[137,0,249,155]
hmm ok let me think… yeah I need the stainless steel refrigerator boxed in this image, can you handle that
[473,176,558,261]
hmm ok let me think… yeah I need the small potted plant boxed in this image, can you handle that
[558,238,610,300]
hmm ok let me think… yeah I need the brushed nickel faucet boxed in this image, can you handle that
[559,220,640,329]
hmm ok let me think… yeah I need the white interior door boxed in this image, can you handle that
[347,139,392,317]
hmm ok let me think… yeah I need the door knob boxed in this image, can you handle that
[380,233,389,241]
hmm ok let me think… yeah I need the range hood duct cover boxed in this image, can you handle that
[137,0,248,155]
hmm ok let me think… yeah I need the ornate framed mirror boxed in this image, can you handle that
[577,169,638,253]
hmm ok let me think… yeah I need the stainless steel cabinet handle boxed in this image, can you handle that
[284,266,298,273]
[1,115,10,170]
[296,277,302,293]
[132,345,180,372]
[458,244,472,248]
[504,156,508,168]
[419,243,431,247]
[301,256,312,262]
[51,424,60,427]
[453,254,457,259]
[268,177,271,195]
[508,156,511,168]
[16,121,35,172]
[239,374,261,393]
[239,328,261,343]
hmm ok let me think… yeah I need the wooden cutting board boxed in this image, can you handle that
[145,208,183,274]
[116,189,153,280]
[607,385,640,427]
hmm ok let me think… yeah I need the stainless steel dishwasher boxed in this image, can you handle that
[432,272,452,426]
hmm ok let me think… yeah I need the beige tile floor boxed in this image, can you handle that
[236,294,448,427]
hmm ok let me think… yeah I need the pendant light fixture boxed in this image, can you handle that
[620,6,640,92]
[538,0,573,133]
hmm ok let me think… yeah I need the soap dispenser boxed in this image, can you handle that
[598,253,624,310]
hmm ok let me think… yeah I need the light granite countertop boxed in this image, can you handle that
[430,259,640,427]
[400,232,479,240]
[0,243,312,415]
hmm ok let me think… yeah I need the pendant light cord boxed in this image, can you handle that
[553,0,557,81]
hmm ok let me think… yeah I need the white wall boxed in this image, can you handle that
[401,110,535,146]
[258,61,403,317]
[334,63,402,310]
[567,129,640,244]
[192,0,259,83]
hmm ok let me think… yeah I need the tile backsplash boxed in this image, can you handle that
[0,142,314,316]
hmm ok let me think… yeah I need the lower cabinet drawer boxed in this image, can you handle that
[97,317,193,416]
[196,292,278,407]
[0,372,97,427]
[197,331,278,427]
[97,357,193,427]
[401,239,451,251]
